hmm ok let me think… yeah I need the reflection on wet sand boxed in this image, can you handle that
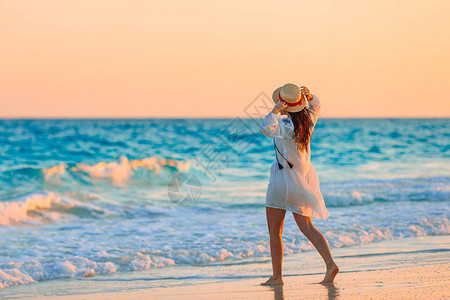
[268,285,284,300]
[319,282,340,299]
[267,282,340,300]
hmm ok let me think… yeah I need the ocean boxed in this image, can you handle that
[0,117,448,290]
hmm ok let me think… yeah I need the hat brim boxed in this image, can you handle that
[271,87,305,113]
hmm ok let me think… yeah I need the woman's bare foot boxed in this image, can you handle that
[260,276,284,286]
[319,264,339,283]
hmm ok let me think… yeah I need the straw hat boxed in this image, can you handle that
[272,83,309,113]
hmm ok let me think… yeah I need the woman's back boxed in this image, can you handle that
[266,94,321,177]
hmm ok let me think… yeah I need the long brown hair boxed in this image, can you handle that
[287,107,315,151]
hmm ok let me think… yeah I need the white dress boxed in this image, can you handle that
[258,94,330,220]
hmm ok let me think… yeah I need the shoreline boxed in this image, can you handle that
[2,235,449,299]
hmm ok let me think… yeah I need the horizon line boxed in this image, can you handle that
[0,116,449,120]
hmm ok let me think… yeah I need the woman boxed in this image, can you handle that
[258,83,339,285]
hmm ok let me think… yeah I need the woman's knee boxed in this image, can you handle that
[293,213,313,236]
[268,224,283,237]
[300,225,313,237]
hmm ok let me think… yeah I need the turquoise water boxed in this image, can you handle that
[0,118,448,289]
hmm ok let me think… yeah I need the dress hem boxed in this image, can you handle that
[265,204,330,220]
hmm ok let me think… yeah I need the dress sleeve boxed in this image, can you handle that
[258,112,293,139]
[308,94,321,124]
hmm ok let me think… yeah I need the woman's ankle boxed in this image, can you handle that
[326,262,338,269]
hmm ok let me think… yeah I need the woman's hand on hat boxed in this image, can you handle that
[300,86,313,101]
[271,101,287,114]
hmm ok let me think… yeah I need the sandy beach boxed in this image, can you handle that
[3,235,448,299]
[84,263,449,300]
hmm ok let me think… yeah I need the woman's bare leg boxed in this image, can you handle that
[293,212,339,283]
[261,207,286,286]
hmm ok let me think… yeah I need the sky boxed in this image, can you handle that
[0,0,449,118]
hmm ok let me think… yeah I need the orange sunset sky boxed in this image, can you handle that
[0,0,449,118]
